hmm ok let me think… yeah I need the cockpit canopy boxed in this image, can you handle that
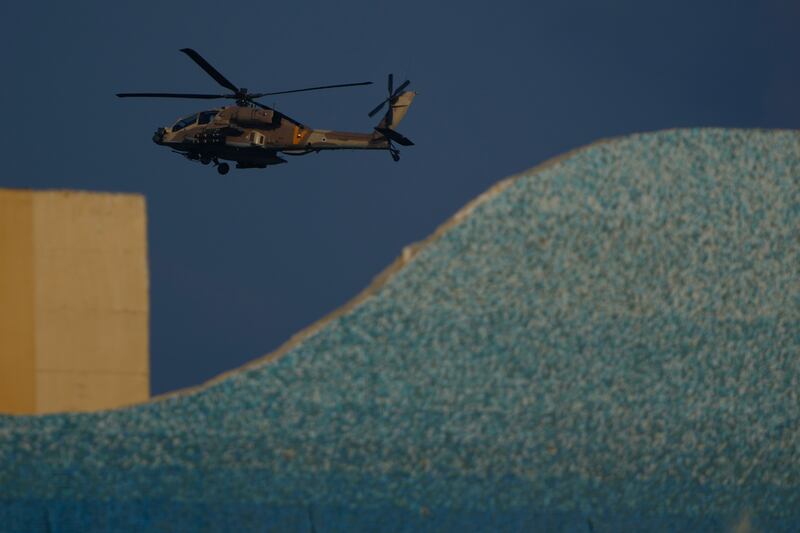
[172,110,218,131]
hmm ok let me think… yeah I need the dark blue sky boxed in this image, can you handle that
[1,1,797,394]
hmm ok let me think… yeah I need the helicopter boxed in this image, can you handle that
[117,49,416,174]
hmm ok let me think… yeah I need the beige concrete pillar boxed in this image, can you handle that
[0,189,149,414]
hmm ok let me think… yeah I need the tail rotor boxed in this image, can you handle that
[369,74,414,162]
[368,73,411,125]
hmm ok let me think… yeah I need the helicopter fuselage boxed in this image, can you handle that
[154,105,389,169]
[118,49,416,172]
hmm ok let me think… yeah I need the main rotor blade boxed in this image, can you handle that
[248,99,272,111]
[116,92,230,99]
[179,48,240,93]
[250,81,373,98]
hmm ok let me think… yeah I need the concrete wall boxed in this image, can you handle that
[0,189,149,414]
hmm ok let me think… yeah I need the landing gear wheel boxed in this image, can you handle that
[200,156,211,165]
[217,162,230,175]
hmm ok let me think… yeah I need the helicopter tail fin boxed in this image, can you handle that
[375,91,416,130]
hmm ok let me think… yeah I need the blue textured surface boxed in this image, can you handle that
[1,129,798,532]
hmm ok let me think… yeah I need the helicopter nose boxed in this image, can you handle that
[152,127,165,145]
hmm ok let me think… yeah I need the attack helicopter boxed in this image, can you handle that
[117,49,416,174]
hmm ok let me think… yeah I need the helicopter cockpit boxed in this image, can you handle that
[171,110,218,132]
[171,114,196,132]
